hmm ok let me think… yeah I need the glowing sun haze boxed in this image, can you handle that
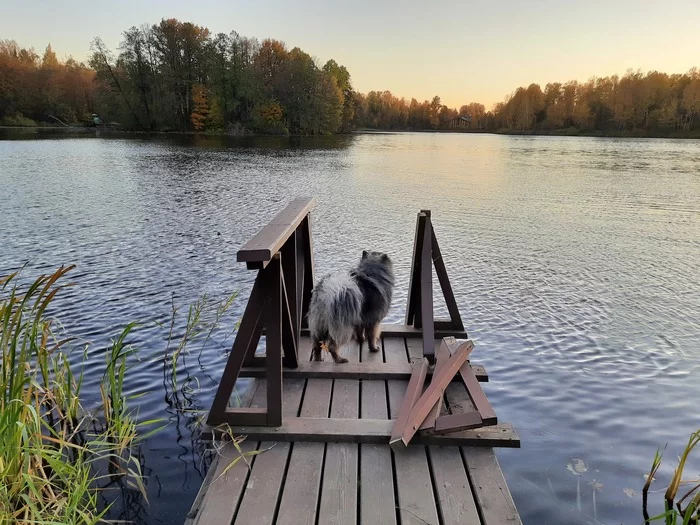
[1,0,698,109]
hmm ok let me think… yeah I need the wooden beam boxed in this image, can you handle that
[397,342,471,447]
[237,360,488,382]
[420,213,435,361]
[389,359,429,446]
[206,418,520,447]
[301,323,468,339]
[300,214,314,330]
[405,212,427,327]
[433,411,483,434]
[237,197,316,267]
[280,232,299,368]
[207,274,266,426]
[265,254,283,427]
[419,341,449,431]
[458,361,497,426]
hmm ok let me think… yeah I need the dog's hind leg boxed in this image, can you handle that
[368,324,381,353]
[328,339,348,364]
[354,325,365,344]
[311,338,324,361]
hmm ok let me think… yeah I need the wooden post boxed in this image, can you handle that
[266,254,283,426]
[420,212,435,362]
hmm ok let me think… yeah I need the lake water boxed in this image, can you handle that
[1,128,699,524]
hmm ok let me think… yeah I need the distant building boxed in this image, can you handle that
[445,115,472,129]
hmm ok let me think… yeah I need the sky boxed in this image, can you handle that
[1,0,699,109]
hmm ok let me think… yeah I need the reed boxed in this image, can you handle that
[0,266,148,523]
[645,430,700,525]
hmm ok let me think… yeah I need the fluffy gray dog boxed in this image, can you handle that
[308,251,395,363]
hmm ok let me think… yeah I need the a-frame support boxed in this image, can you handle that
[405,210,465,362]
[206,199,316,428]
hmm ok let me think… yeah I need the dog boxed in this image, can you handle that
[308,250,395,363]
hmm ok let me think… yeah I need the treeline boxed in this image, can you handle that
[1,19,700,136]
[89,20,355,134]
[490,70,700,134]
[0,41,95,126]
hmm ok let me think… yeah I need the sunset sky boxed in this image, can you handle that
[1,0,699,109]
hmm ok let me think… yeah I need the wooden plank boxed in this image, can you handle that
[193,439,258,525]
[318,340,359,525]
[419,342,449,431]
[405,211,427,326]
[239,360,489,382]
[458,362,497,426]
[275,379,332,525]
[266,254,283,426]
[235,378,306,525]
[463,447,523,525]
[237,197,316,265]
[318,379,359,524]
[228,418,519,446]
[399,343,471,447]
[360,378,396,525]
[384,337,440,525]
[377,323,468,339]
[428,446,481,525]
[383,338,409,419]
[389,358,429,446]
[419,214,435,361]
[434,411,484,434]
[301,324,468,339]
[300,214,315,330]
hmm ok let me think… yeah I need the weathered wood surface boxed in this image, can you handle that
[234,379,305,525]
[238,358,488,381]
[463,447,523,525]
[385,338,441,525]
[389,358,429,446]
[189,335,521,525]
[237,197,316,265]
[275,379,331,525]
[318,341,360,525]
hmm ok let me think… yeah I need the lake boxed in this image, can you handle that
[1,128,699,524]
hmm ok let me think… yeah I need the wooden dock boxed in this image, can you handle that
[186,198,522,525]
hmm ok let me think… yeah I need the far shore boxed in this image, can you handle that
[2,124,699,140]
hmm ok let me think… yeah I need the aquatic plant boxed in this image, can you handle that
[644,430,700,524]
[0,266,152,523]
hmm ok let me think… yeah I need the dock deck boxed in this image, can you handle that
[186,197,521,525]
[186,336,521,525]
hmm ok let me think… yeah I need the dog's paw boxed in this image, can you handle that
[335,357,349,364]
[369,345,380,353]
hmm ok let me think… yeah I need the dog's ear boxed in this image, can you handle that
[362,250,368,259]
[381,253,389,262]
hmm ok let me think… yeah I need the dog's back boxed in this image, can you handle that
[307,272,363,347]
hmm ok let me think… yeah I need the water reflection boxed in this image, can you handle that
[1,131,699,525]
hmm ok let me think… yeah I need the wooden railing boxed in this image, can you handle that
[206,197,316,427]
[205,198,467,429]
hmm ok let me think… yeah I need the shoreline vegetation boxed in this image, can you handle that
[3,123,700,140]
[1,18,699,138]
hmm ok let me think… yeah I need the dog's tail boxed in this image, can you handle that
[308,272,362,347]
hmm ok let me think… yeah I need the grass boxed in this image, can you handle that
[0,265,154,523]
[645,430,700,524]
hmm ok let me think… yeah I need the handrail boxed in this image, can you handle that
[237,197,316,269]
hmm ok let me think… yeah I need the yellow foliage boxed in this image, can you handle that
[190,84,209,131]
